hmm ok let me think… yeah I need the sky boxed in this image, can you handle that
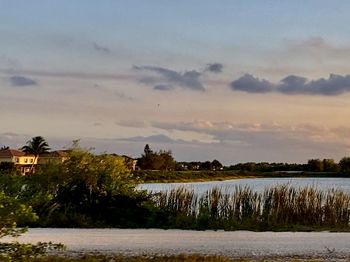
[1,1,350,164]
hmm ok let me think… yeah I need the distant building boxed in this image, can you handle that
[37,150,69,164]
[122,155,138,171]
[109,153,138,171]
[0,148,69,175]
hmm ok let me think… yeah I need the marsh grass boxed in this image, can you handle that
[153,185,350,230]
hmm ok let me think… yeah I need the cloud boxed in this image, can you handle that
[146,120,350,163]
[0,68,134,81]
[116,120,147,128]
[134,65,205,91]
[154,84,173,91]
[286,37,331,50]
[231,73,350,96]
[92,42,111,53]
[0,55,21,70]
[151,120,348,150]
[151,120,334,144]
[206,63,223,73]
[230,74,273,93]
[114,91,133,100]
[9,75,38,86]
[117,134,184,144]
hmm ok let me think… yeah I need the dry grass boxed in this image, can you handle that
[153,185,350,230]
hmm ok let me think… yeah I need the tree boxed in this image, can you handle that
[211,159,223,170]
[0,191,37,239]
[21,136,50,157]
[144,144,152,155]
[339,157,350,173]
[200,161,212,170]
[21,136,50,172]
[50,145,151,227]
[0,189,63,260]
[307,159,323,172]
[0,146,9,151]
[322,159,339,172]
[138,145,176,170]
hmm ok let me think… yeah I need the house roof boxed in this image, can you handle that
[0,149,26,157]
[36,150,69,158]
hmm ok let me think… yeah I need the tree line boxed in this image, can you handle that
[136,144,350,173]
[3,140,350,174]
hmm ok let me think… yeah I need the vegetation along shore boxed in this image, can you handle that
[1,137,350,260]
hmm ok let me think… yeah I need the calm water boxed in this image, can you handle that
[138,177,350,194]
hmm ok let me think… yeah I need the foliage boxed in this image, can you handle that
[21,136,50,157]
[307,159,323,172]
[0,190,37,238]
[0,242,64,262]
[176,160,223,171]
[227,162,307,172]
[0,188,64,261]
[322,159,339,172]
[0,162,17,174]
[339,157,350,173]
[138,144,176,170]
[40,145,153,227]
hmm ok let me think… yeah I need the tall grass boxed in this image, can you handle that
[152,185,350,230]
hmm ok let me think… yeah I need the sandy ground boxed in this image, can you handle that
[4,228,350,260]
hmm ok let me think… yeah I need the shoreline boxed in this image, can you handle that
[137,171,345,183]
[10,228,350,260]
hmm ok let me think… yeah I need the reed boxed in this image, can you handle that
[153,185,350,230]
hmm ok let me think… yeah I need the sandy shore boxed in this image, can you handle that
[3,228,350,260]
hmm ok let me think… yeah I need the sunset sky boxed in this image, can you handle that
[2,1,350,164]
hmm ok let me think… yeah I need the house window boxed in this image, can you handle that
[24,158,28,163]
[30,159,33,163]
[15,157,19,163]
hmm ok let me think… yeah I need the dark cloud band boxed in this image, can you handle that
[134,65,205,91]
[135,63,223,92]
[9,75,38,86]
[231,73,350,96]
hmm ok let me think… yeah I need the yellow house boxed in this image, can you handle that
[0,149,69,175]
[0,149,36,175]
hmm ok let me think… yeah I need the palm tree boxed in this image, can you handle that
[21,136,50,172]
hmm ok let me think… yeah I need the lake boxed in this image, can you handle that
[139,177,350,194]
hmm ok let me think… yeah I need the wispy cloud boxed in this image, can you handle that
[139,120,350,162]
[231,73,350,96]
[205,63,223,73]
[151,120,342,146]
[134,65,205,91]
[0,69,134,81]
[116,134,186,144]
[116,120,147,128]
[92,42,111,53]
[9,75,38,86]
[134,63,224,92]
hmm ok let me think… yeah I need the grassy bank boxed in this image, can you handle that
[136,170,343,183]
[152,185,350,231]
